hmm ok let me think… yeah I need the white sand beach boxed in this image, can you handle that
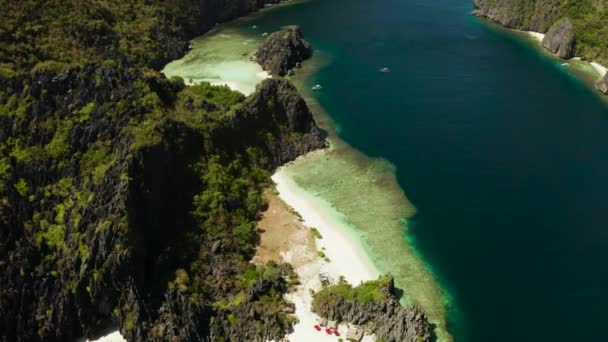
[272,160,379,286]
[87,158,381,342]
[591,62,607,78]
[526,31,607,80]
[86,331,125,342]
[270,154,380,342]
[527,31,545,42]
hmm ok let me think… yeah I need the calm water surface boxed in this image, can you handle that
[232,0,608,340]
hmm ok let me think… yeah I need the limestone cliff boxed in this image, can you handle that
[472,0,608,64]
[312,277,434,342]
[255,26,313,76]
[541,18,576,59]
[0,1,327,341]
[472,0,560,32]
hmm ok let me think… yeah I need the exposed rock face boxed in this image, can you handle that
[312,277,434,342]
[0,66,142,342]
[255,26,313,76]
[0,68,323,342]
[542,18,576,59]
[597,73,608,94]
[1,0,327,340]
[472,0,560,32]
[214,78,325,166]
[152,264,295,342]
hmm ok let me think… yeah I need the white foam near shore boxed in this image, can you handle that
[85,331,125,342]
[591,62,607,78]
[526,31,608,79]
[528,31,545,42]
[272,157,380,342]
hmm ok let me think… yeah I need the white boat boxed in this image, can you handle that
[261,32,269,37]
[312,84,323,91]
[379,67,390,73]
[252,25,258,29]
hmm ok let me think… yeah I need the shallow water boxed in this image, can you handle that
[162,27,268,95]
[170,0,608,341]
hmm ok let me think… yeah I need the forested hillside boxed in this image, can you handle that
[0,1,325,341]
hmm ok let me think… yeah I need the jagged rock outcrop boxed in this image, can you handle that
[312,277,434,342]
[255,26,313,76]
[0,65,144,342]
[1,0,327,340]
[542,18,576,59]
[472,0,560,32]
[0,65,323,342]
[213,78,325,166]
[472,0,608,95]
[597,73,608,94]
[152,263,295,342]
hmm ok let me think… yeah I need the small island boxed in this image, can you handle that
[255,25,313,77]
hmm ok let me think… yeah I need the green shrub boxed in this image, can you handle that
[14,178,29,196]
[310,227,322,239]
[75,102,96,122]
[313,276,393,305]
[45,120,73,158]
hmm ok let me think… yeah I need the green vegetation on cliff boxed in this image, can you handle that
[561,0,608,62]
[0,0,320,341]
[311,276,434,342]
[312,276,394,305]
[474,0,608,64]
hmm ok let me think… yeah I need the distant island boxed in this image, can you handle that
[472,0,608,94]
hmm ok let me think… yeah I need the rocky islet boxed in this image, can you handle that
[255,25,313,77]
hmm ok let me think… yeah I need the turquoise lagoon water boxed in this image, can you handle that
[173,0,608,340]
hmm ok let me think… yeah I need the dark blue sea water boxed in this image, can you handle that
[238,0,608,340]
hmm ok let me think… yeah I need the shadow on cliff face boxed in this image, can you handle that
[127,121,204,301]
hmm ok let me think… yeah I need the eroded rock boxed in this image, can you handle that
[542,18,576,59]
[255,26,312,76]
[597,73,608,94]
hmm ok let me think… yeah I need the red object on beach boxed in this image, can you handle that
[325,328,332,334]
[333,330,340,336]
[314,325,321,331]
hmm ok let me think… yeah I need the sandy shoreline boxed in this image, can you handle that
[254,182,379,342]
[272,157,380,285]
[86,331,125,342]
[91,163,381,342]
[526,31,607,79]
[272,155,381,342]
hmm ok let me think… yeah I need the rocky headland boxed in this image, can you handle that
[312,276,434,342]
[541,17,576,59]
[472,0,608,94]
[255,25,313,77]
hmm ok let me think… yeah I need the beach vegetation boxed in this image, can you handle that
[312,276,393,307]
[310,227,323,239]
[14,178,29,196]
